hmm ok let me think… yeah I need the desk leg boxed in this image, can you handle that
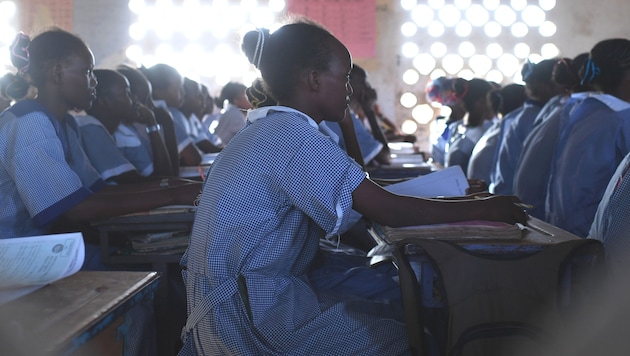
[152,262,187,356]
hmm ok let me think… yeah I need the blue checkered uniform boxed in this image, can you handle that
[180,106,410,355]
[0,100,104,237]
[75,114,137,181]
[589,152,630,270]
[113,123,155,176]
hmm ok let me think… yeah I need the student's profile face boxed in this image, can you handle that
[59,47,97,112]
[106,75,137,123]
[164,73,184,108]
[320,40,353,122]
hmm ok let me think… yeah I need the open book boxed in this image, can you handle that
[372,220,524,244]
[0,232,84,305]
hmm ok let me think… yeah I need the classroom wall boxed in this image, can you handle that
[72,0,630,151]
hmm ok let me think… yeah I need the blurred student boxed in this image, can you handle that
[143,63,202,166]
[546,38,630,237]
[213,81,253,144]
[491,58,564,194]
[180,78,223,153]
[467,83,527,185]
[76,69,175,182]
[512,54,590,220]
[445,78,494,175]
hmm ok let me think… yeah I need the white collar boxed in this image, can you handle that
[246,106,318,129]
[572,92,630,112]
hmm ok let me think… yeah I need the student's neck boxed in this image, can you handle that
[36,93,70,122]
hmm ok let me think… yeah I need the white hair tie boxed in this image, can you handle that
[253,28,265,69]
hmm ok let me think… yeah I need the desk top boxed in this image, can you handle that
[0,271,159,355]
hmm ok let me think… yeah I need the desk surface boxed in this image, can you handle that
[0,271,159,355]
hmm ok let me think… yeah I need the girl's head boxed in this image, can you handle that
[521,58,564,103]
[117,64,153,107]
[88,69,137,125]
[453,78,493,125]
[200,84,215,116]
[144,63,184,108]
[552,53,590,93]
[181,78,206,117]
[487,83,527,118]
[581,38,630,99]
[219,82,252,110]
[8,29,97,112]
[241,18,352,122]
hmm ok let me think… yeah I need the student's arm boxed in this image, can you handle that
[62,180,201,223]
[352,178,527,227]
[135,104,174,176]
[153,107,180,175]
[180,143,202,166]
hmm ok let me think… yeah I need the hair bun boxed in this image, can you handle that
[241,28,270,69]
[10,33,31,73]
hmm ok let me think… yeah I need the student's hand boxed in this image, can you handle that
[479,195,528,225]
[134,102,157,126]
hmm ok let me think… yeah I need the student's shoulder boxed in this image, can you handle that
[74,114,103,127]
[0,100,53,133]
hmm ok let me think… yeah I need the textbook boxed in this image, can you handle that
[383,165,469,198]
[372,220,524,244]
[0,232,85,304]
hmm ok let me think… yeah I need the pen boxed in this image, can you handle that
[197,166,206,181]
[514,202,534,209]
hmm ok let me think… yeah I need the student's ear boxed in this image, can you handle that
[50,62,65,86]
[306,69,321,92]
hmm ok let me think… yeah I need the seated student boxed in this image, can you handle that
[546,38,630,238]
[1,29,202,356]
[445,78,494,175]
[200,84,221,137]
[76,69,175,182]
[179,19,527,355]
[213,81,253,144]
[118,64,181,175]
[373,102,417,143]
[589,151,630,271]
[426,76,467,167]
[324,64,393,166]
[512,54,590,220]
[143,63,202,166]
[468,83,527,185]
[180,77,223,153]
[491,58,564,195]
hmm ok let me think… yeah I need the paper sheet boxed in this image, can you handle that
[383,165,469,198]
[0,232,84,304]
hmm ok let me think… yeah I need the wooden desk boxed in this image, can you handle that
[92,211,195,356]
[0,271,159,356]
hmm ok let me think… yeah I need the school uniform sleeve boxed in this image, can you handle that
[0,110,95,232]
[114,124,155,176]
[76,115,136,181]
[168,107,195,153]
[280,121,366,238]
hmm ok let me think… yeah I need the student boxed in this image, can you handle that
[200,84,221,137]
[179,19,527,355]
[467,83,527,185]
[426,76,467,167]
[0,29,201,247]
[445,78,494,175]
[76,69,174,182]
[180,77,223,153]
[143,63,202,166]
[0,28,202,356]
[491,58,564,195]
[512,54,590,220]
[323,64,391,166]
[546,38,630,237]
[213,81,253,145]
[118,64,181,175]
